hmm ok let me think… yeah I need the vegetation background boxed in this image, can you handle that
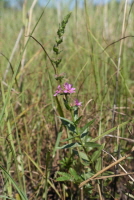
[0,0,134,199]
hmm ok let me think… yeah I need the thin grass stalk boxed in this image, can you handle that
[44,151,51,200]
[112,0,128,126]
[10,104,26,192]
[56,0,61,23]
[93,56,102,103]
[103,1,109,40]
[75,0,78,45]
[80,187,83,200]
[3,28,24,81]
[84,0,95,98]
[97,183,103,200]
[98,103,104,192]
[20,0,38,88]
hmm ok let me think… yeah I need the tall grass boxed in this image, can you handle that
[1,0,134,199]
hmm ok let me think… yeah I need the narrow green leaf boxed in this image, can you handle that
[56,96,64,117]
[56,176,71,181]
[80,131,89,138]
[61,135,78,142]
[59,116,74,125]
[59,116,76,133]
[56,172,73,181]
[80,119,94,134]
[57,142,81,150]
[73,150,89,162]
[95,157,102,171]
[74,116,82,125]
[52,130,62,157]
[84,142,101,148]
[91,144,104,162]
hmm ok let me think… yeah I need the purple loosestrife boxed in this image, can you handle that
[54,83,76,96]
[74,99,82,107]
[63,83,76,94]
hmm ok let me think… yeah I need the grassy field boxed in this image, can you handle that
[1,0,134,199]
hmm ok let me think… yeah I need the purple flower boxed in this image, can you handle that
[74,99,82,106]
[63,83,76,94]
[54,85,63,96]
[54,82,76,96]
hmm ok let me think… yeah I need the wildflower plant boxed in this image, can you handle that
[52,13,105,197]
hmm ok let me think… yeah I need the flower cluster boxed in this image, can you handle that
[54,82,76,96]
[54,83,82,107]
